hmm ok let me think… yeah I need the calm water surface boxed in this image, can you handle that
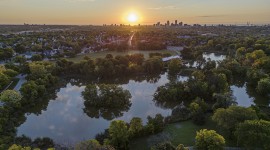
[17,73,187,144]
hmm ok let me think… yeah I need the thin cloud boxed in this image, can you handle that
[64,0,96,2]
[197,15,227,18]
[148,5,177,10]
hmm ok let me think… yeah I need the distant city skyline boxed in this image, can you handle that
[0,0,270,25]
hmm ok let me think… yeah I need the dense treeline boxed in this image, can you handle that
[55,53,166,79]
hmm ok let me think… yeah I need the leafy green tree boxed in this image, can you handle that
[20,81,46,102]
[168,59,182,75]
[128,117,143,138]
[14,56,27,65]
[256,77,270,95]
[82,84,131,108]
[212,92,237,110]
[212,106,258,134]
[146,114,165,134]
[0,72,10,90]
[107,120,129,149]
[189,99,208,125]
[236,47,246,58]
[143,57,163,74]
[8,144,31,150]
[14,135,32,147]
[245,50,266,64]
[3,69,18,77]
[0,90,22,110]
[176,144,188,150]
[32,137,54,150]
[0,48,14,61]
[195,129,225,150]
[235,120,270,149]
[14,44,26,54]
[75,139,102,150]
[31,54,43,62]
[151,142,175,150]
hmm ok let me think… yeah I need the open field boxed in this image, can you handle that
[66,50,177,62]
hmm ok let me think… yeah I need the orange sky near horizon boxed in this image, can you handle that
[0,0,270,25]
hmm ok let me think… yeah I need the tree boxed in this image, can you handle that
[75,139,102,150]
[151,142,175,150]
[32,137,54,149]
[14,56,27,65]
[143,57,163,74]
[235,120,270,149]
[256,77,270,95]
[189,99,208,125]
[168,59,182,75]
[0,48,14,61]
[146,114,165,134]
[0,73,10,90]
[20,81,46,102]
[195,129,225,150]
[128,117,143,138]
[107,120,129,149]
[176,144,188,150]
[82,84,131,108]
[212,106,258,134]
[3,69,18,77]
[212,92,237,110]
[31,54,43,62]
[245,50,266,64]
[0,90,22,109]
[8,144,31,150]
[14,44,26,54]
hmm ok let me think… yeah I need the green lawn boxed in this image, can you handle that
[130,119,217,150]
[66,50,176,62]
[164,119,216,147]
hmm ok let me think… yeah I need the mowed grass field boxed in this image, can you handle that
[66,50,176,62]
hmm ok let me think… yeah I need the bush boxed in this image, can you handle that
[195,129,225,150]
[151,142,175,150]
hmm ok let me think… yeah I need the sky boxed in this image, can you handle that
[0,0,270,25]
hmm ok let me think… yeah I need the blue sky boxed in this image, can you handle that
[0,0,269,25]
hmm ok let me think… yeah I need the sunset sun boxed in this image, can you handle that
[127,13,138,23]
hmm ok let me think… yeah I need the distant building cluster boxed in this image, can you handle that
[154,20,185,27]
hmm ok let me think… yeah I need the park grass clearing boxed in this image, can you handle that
[66,50,177,62]
[164,119,216,147]
[130,119,217,150]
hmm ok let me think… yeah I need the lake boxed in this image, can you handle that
[17,73,188,145]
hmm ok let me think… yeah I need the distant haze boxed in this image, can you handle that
[0,0,270,25]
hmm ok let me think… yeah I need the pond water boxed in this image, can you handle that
[203,52,226,62]
[186,52,226,68]
[17,73,188,145]
[231,84,255,107]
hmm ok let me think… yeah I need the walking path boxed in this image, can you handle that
[13,74,27,92]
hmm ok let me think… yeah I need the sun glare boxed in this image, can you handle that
[127,13,138,23]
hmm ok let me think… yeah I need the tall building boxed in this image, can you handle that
[179,22,183,26]
[167,20,170,26]
[175,20,178,25]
